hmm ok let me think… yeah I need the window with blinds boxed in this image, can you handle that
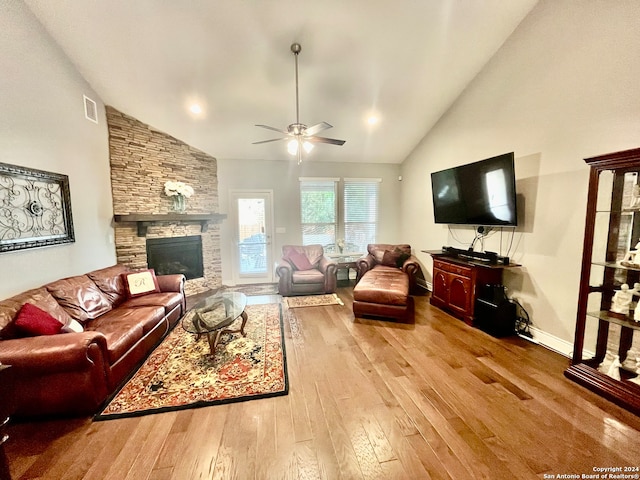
[344,179,379,253]
[299,177,379,254]
[299,179,337,247]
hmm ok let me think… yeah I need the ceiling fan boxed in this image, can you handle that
[253,43,345,164]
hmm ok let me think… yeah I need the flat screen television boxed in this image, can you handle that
[430,152,517,226]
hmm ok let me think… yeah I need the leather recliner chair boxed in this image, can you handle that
[356,243,424,295]
[276,244,337,296]
[353,244,425,322]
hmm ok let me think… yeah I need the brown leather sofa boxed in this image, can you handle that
[0,264,185,418]
[353,244,423,321]
[276,244,337,296]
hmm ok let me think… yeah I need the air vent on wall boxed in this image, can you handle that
[83,95,98,123]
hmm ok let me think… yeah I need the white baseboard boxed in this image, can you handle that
[526,326,593,359]
[420,282,582,359]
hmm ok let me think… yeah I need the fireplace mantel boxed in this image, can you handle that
[114,213,227,236]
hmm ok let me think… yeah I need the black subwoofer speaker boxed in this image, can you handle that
[475,284,516,337]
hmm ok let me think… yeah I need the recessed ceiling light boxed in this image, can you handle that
[367,115,379,125]
[189,104,203,115]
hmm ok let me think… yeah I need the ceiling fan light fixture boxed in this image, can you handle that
[287,139,299,155]
[303,141,314,154]
[287,138,313,156]
[253,43,345,163]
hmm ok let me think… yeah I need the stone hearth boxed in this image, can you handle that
[106,106,222,295]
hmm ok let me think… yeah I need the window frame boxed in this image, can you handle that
[299,177,339,248]
[299,176,381,254]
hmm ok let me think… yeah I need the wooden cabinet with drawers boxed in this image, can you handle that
[429,254,504,325]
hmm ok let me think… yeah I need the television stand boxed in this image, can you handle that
[441,246,510,265]
[424,250,520,326]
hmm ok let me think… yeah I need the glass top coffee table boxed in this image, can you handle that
[181,291,248,357]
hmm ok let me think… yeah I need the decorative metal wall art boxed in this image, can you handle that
[0,162,75,252]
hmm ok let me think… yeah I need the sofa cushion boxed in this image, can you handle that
[381,248,411,268]
[121,292,184,316]
[87,265,129,306]
[46,275,113,323]
[14,303,64,336]
[86,306,165,363]
[395,251,411,267]
[285,250,314,271]
[292,269,325,284]
[302,245,325,266]
[0,287,73,340]
[372,249,386,264]
[282,244,324,268]
[353,267,409,306]
[381,249,401,267]
[122,269,160,298]
[368,244,412,264]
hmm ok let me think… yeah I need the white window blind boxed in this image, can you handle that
[344,179,379,253]
[299,179,337,247]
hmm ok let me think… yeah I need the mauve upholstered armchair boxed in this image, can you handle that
[276,245,337,296]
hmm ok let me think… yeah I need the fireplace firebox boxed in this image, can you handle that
[146,236,203,280]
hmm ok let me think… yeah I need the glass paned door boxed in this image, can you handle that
[232,191,273,283]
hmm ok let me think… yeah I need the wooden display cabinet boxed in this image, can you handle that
[565,147,640,415]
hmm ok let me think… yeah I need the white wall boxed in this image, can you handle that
[0,1,115,299]
[218,158,401,285]
[400,0,640,353]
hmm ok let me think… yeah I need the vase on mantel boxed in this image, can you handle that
[171,194,187,213]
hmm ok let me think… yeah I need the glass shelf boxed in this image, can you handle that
[587,310,640,330]
[594,208,640,214]
[591,261,640,272]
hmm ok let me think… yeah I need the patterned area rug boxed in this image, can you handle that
[284,293,344,308]
[220,283,279,296]
[95,303,288,420]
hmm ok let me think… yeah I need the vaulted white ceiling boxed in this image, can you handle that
[26,0,538,164]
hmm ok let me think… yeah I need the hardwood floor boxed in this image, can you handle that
[6,289,640,479]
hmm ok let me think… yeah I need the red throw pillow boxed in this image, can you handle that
[14,303,64,336]
[122,269,160,298]
[285,250,314,271]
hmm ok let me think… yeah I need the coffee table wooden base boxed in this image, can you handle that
[205,310,248,357]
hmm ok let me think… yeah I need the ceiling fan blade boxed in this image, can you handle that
[255,124,289,134]
[304,121,333,136]
[252,138,287,145]
[307,136,346,146]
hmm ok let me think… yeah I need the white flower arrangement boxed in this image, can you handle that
[164,181,194,198]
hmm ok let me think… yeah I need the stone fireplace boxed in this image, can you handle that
[106,106,224,295]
